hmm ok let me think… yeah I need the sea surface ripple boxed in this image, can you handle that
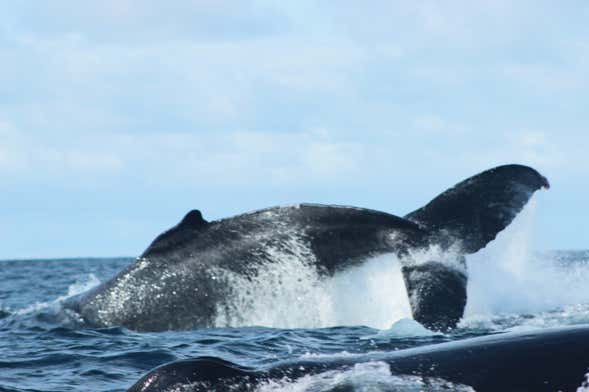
[1,250,589,391]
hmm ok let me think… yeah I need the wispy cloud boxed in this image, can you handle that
[0,126,369,187]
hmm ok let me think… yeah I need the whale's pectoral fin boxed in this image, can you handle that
[402,259,467,331]
[405,164,549,254]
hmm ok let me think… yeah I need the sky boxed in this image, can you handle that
[1,1,588,259]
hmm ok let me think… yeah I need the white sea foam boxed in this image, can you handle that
[63,273,101,298]
[255,361,475,392]
[577,373,589,392]
[323,255,412,329]
[374,318,443,338]
[300,350,385,360]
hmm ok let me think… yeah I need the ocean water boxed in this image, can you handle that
[2,210,589,391]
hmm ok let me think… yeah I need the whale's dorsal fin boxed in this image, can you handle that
[142,210,208,257]
[405,164,549,254]
[178,209,207,229]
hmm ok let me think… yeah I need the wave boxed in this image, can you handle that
[9,274,100,317]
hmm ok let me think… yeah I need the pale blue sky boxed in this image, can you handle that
[1,1,587,258]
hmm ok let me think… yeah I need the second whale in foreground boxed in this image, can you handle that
[127,324,589,392]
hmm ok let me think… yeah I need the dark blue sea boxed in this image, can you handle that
[2,246,589,390]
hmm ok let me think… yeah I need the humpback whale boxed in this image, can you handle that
[126,324,589,392]
[68,164,549,332]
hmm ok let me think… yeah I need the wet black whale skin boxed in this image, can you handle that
[128,324,589,392]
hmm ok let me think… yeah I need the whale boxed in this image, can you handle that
[67,164,549,332]
[125,324,589,392]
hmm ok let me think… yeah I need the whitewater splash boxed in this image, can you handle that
[212,236,332,328]
[463,201,589,330]
[256,362,475,392]
[213,247,411,330]
[14,274,100,316]
[208,200,589,332]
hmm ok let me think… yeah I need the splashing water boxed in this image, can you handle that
[256,362,475,392]
[213,246,411,330]
[14,273,100,316]
[213,245,332,328]
[209,198,589,333]
[463,201,589,330]
[324,255,411,329]
[577,373,589,392]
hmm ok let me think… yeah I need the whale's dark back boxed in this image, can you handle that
[143,204,427,274]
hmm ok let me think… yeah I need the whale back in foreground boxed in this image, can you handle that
[126,324,589,392]
[70,164,548,332]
